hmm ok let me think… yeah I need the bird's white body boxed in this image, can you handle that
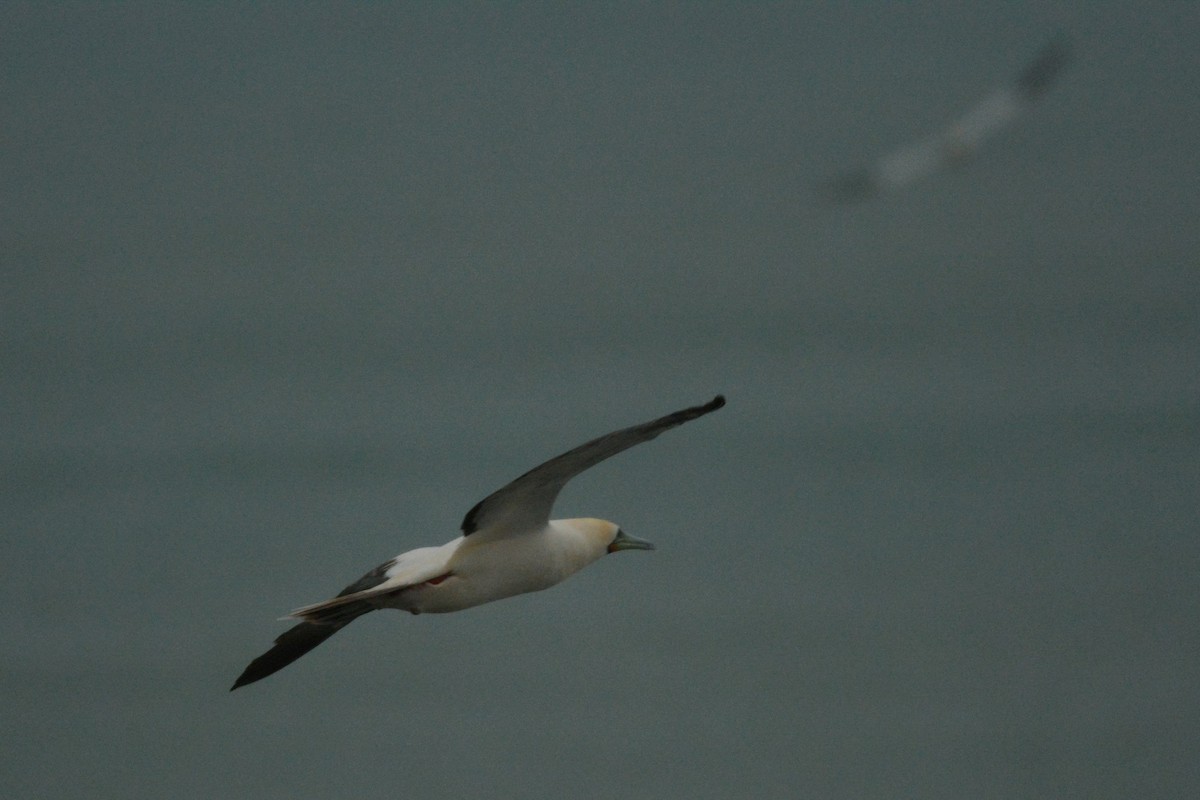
[364,519,617,615]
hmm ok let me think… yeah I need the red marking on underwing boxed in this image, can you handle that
[424,573,452,586]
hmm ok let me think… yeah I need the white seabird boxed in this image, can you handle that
[231,394,726,689]
[818,35,1071,202]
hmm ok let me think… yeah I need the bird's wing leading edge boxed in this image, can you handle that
[460,395,725,536]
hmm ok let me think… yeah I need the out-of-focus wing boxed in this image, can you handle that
[818,35,1071,203]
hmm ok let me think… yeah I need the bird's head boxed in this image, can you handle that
[564,518,656,556]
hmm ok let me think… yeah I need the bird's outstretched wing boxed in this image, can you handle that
[230,559,396,690]
[461,395,726,536]
[818,35,1071,203]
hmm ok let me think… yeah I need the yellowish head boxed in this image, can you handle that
[564,518,656,555]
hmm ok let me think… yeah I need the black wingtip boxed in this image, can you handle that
[229,671,258,691]
[680,395,725,420]
[229,620,349,691]
[1016,33,1072,99]
[674,394,725,423]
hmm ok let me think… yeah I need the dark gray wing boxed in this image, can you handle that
[230,558,395,690]
[461,395,725,536]
[230,620,348,690]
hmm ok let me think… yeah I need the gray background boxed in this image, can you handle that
[4,3,1198,798]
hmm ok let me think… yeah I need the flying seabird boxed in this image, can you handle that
[231,394,726,690]
[818,34,1072,202]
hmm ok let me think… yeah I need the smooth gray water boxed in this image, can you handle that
[4,4,1198,798]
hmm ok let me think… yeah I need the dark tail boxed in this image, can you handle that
[230,607,370,690]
